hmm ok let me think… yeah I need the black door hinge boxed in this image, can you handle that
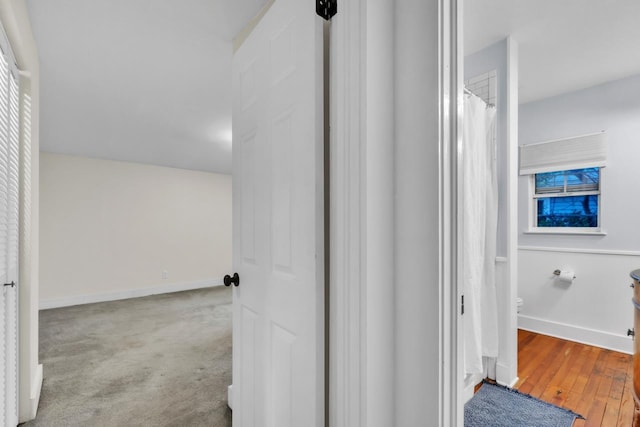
[461,295,464,315]
[316,0,337,21]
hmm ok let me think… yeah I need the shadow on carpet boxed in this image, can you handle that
[464,382,583,427]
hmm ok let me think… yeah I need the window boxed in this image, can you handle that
[519,132,608,233]
[533,167,600,228]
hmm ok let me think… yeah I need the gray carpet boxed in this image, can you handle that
[22,286,232,427]
[464,382,582,427]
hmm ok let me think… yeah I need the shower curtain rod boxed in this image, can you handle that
[463,86,495,108]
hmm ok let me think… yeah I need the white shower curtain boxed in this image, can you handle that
[463,93,499,377]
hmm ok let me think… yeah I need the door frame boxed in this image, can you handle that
[328,0,462,425]
[232,0,461,424]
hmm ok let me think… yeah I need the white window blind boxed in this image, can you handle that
[519,132,608,175]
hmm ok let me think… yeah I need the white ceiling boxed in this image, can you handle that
[27,1,640,173]
[465,0,640,104]
[27,0,267,174]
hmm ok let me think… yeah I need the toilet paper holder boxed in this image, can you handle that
[553,269,576,279]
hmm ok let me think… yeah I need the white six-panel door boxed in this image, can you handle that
[231,1,324,426]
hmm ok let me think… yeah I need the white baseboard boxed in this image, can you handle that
[40,279,224,310]
[495,362,518,388]
[463,374,483,403]
[19,363,43,423]
[518,314,633,355]
[227,384,233,410]
[32,364,43,415]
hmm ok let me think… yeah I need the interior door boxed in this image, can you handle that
[231,1,324,426]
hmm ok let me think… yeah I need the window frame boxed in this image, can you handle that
[527,167,605,235]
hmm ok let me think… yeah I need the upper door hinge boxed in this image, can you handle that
[316,0,337,21]
[461,295,464,315]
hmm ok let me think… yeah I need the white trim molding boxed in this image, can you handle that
[492,35,520,392]
[519,246,640,257]
[18,362,43,422]
[227,384,233,410]
[26,364,43,417]
[523,230,607,236]
[329,2,367,426]
[39,279,223,310]
[496,363,519,388]
[441,0,462,424]
[330,1,460,425]
[394,0,459,425]
[463,373,483,403]
[363,1,396,426]
[518,314,633,355]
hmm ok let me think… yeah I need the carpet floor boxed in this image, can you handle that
[21,286,232,427]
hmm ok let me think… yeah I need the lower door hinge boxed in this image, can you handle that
[461,295,464,315]
[316,0,337,21]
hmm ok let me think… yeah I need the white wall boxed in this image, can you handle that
[518,247,636,353]
[518,74,640,353]
[40,153,231,307]
[519,74,640,251]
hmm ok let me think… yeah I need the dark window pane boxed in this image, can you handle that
[535,167,600,194]
[536,195,598,227]
[535,171,564,193]
[566,168,599,192]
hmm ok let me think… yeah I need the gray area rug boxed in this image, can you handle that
[465,382,582,427]
[22,287,232,427]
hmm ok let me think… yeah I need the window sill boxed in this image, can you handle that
[524,229,607,236]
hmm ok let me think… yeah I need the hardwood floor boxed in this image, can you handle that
[515,330,635,427]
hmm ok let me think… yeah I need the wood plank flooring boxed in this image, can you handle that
[516,330,634,427]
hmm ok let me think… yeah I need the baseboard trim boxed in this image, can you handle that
[32,364,43,414]
[518,246,640,257]
[518,314,633,354]
[40,279,224,310]
[495,362,518,388]
[505,376,519,388]
[19,363,43,423]
[463,374,483,403]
